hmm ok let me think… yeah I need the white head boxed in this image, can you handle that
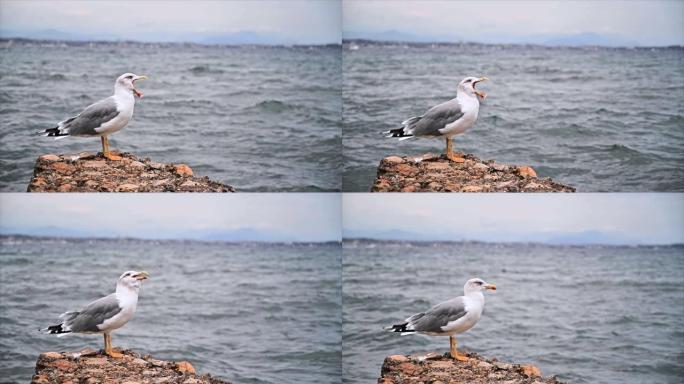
[457,76,489,100]
[116,270,149,292]
[463,277,497,295]
[115,73,148,98]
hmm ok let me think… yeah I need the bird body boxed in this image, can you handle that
[43,271,149,357]
[40,73,148,160]
[386,278,496,360]
[385,76,488,162]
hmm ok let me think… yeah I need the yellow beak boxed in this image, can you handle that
[133,271,150,280]
[134,75,149,81]
[484,284,497,291]
[475,76,489,84]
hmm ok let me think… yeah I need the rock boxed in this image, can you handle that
[176,361,196,375]
[517,166,538,178]
[379,352,564,384]
[462,185,484,192]
[129,161,146,169]
[387,355,409,363]
[372,153,574,192]
[173,164,194,177]
[82,161,108,169]
[383,156,405,165]
[40,352,64,360]
[32,350,229,384]
[117,183,139,192]
[27,152,235,192]
[50,162,75,173]
[521,364,542,377]
[39,154,61,162]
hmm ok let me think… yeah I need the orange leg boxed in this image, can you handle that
[449,336,469,361]
[101,136,122,161]
[445,138,464,162]
[103,333,123,358]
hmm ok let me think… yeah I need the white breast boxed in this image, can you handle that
[440,295,484,336]
[95,95,134,135]
[439,94,479,137]
[98,290,138,333]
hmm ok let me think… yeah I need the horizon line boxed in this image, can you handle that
[0,233,342,245]
[0,36,342,47]
[342,37,684,49]
[342,237,684,248]
[2,233,681,248]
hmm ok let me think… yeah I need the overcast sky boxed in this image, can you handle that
[343,194,684,245]
[0,0,341,44]
[0,194,341,242]
[344,0,684,46]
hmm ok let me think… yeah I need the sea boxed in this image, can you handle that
[342,42,684,192]
[342,240,684,384]
[0,40,341,192]
[0,236,342,384]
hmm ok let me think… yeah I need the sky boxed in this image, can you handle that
[0,0,341,44]
[344,0,684,46]
[0,194,341,242]
[343,194,684,245]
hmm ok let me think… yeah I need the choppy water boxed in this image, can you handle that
[0,237,341,384]
[342,43,684,192]
[342,240,684,384]
[0,41,341,192]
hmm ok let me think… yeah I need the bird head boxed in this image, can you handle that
[458,76,488,100]
[117,270,149,290]
[116,73,148,98]
[464,278,496,294]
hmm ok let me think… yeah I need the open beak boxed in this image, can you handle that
[473,77,489,100]
[484,283,497,291]
[132,75,148,98]
[133,271,150,281]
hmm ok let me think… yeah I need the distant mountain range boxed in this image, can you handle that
[344,30,648,47]
[0,27,655,47]
[342,228,674,246]
[0,225,320,243]
[0,28,322,46]
[0,225,678,246]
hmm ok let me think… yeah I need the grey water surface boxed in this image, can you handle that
[343,42,684,191]
[0,41,341,192]
[0,236,342,384]
[342,240,684,384]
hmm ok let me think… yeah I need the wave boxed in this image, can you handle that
[188,65,225,75]
[245,99,297,114]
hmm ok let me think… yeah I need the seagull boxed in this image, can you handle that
[384,76,488,162]
[42,270,150,358]
[39,73,148,161]
[385,278,496,361]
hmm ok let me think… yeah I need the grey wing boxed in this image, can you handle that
[62,97,120,136]
[407,297,467,333]
[62,293,122,332]
[406,99,464,137]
